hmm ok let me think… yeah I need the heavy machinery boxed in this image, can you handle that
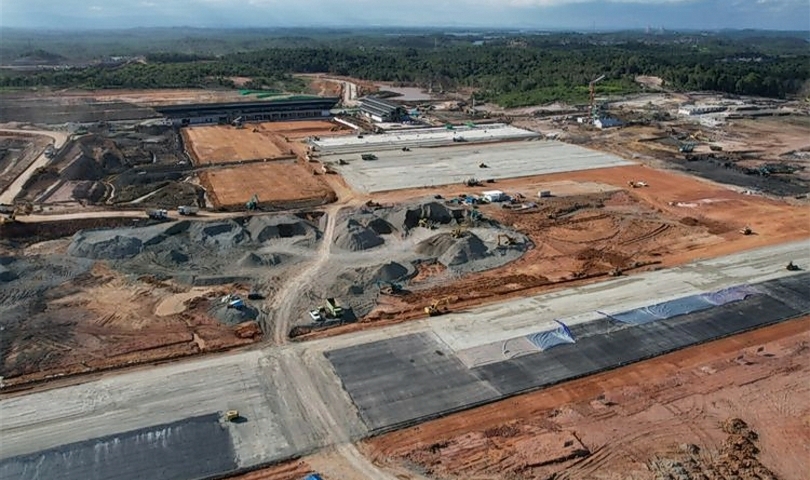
[450,227,467,238]
[365,199,382,209]
[338,158,349,165]
[1,202,33,222]
[479,162,489,169]
[588,74,606,122]
[376,280,404,295]
[627,181,648,188]
[177,205,198,216]
[361,153,377,161]
[324,298,343,318]
[246,194,259,211]
[740,226,753,235]
[786,261,800,271]
[464,177,482,187]
[678,142,696,153]
[231,117,244,128]
[146,209,168,220]
[425,298,451,317]
[223,410,240,422]
[418,217,436,229]
[497,234,516,246]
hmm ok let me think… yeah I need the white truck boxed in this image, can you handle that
[177,206,199,216]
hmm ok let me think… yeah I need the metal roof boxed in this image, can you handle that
[155,97,340,115]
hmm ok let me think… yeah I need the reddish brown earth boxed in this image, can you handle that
[295,164,809,340]
[364,317,810,480]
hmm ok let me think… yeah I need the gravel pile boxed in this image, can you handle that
[238,252,289,268]
[333,219,384,251]
[246,215,316,242]
[439,233,489,267]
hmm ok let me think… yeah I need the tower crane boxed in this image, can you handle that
[589,75,606,123]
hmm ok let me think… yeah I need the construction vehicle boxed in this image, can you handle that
[231,117,244,128]
[497,234,516,246]
[222,293,245,310]
[464,177,482,187]
[418,217,436,229]
[425,298,450,317]
[338,158,349,165]
[450,227,467,238]
[740,226,753,235]
[365,199,382,209]
[402,147,411,152]
[177,205,198,216]
[246,194,259,211]
[678,142,696,153]
[588,75,606,123]
[146,209,168,220]
[608,267,623,277]
[479,162,489,169]
[223,410,240,422]
[375,280,403,295]
[361,153,377,161]
[786,261,800,271]
[627,181,648,188]
[325,298,343,318]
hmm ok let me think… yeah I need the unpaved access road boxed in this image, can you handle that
[0,128,69,205]
[1,240,807,480]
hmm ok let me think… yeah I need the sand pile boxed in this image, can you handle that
[208,302,260,326]
[372,262,410,282]
[415,233,458,258]
[247,215,314,242]
[333,219,384,251]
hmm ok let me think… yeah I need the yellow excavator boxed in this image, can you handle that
[425,297,451,317]
[450,227,467,238]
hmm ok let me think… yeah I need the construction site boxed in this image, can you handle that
[1,81,809,480]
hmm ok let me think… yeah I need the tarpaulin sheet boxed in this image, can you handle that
[525,321,576,350]
[700,285,760,305]
[600,294,715,325]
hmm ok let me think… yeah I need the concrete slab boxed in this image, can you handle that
[313,124,539,154]
[0,351,298,467]
[431,240,810,353]
[326,140,634,193]
[325,332,500,432]
[0,414,236,480]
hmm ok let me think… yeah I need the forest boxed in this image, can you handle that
[1,29,807,108]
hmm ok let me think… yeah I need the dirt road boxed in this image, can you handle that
[0,128,69,204]
[271,205,340,344]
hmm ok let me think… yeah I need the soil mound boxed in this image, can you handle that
[439,234,489,266]
[238,252,288,267]
[161,249,189,265]
[189,220,248,248]
[333,219,384,251]
[209,302,260,326]
[0,264,16,282]
[68,231,144,259]
[415,233,458,258]
[372,262,410,282]
[388,201,457,230]
[364,217,395,235]
[247,215,313,242]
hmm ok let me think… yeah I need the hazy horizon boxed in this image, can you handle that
[1,0,808,31]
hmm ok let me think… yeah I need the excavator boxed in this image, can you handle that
[1,202,33,223]
[740,226,753,235]
[425,297,451,317]
[450,227,467,238]
[497,234,516,246]
[418,217,436,229]
[786,261,800,271]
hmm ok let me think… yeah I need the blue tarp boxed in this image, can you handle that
[700,285,760,305]
[599,285,762,325]
[599,294,715,325]
[525,321,576,350]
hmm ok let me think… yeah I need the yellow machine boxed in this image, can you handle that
[224,410,240,422]
[424,298,451,317]
[450,227,467,238]
[497,234,516,246]
[740,226,753,235]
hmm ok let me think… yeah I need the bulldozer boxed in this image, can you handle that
[425,298,451,317]
[464,177,482,187]
[418,217,435,229]
[786,261,800,271]
[740,226,753,235]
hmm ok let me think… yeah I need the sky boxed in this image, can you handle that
[1,0,808,31]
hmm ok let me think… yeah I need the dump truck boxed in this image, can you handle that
[361,153,377,161]
[146,209,168,220]
[325,298,343,318]
[177,206,198,216]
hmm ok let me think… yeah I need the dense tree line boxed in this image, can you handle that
[1,33,807,107]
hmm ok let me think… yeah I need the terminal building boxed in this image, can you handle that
[359,96,407,123]
[156,97,340,126]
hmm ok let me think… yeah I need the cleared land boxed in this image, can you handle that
[327,140,634,193]
[2,243,806,480]
[365,316,810,480]
[199,162,335,209]
[184,121,347,166]
[183,126,288,165]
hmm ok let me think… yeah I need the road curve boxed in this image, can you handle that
[0,128,70,205]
